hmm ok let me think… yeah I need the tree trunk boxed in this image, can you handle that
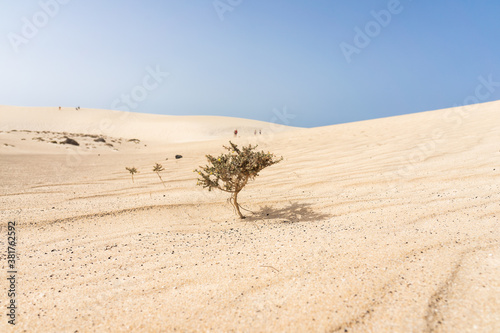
[157,173,166,187]
[233,191,245,219]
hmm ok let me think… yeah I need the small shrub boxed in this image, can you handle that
[153,163,166,187]
[126,167,138,183]
[195,141,282,218]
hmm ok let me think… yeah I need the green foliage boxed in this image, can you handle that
[153,163,166,187]
[195,141,282,218]
[125,167,138,183]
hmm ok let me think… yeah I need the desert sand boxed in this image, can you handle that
[0,102,499,332]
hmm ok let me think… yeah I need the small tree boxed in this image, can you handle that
[125,167,138,183]
[195,141,282,218]
[153,163,166,187]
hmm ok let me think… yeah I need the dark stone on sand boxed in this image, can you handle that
[94,137,106,143]
[61,137,79,146]
[175,155,183,159]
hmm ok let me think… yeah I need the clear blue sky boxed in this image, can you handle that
[1,0,499,127]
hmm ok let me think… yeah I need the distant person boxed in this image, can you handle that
[259,129,261,135]
[254,130,257,135]
[58,106,61,111]
[234,129,238,137]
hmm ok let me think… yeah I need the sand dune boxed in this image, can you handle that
[0,105,293,146]
[0,102,499,332]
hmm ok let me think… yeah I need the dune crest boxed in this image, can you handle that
[0,105,295,145]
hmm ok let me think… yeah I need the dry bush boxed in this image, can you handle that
[195,141,282,218]
[153,163,166,187]
[125,167,138,183]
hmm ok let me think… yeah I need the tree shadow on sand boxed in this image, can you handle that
[243,202,332,223]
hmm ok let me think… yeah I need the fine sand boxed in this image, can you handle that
[0,102,499,332]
